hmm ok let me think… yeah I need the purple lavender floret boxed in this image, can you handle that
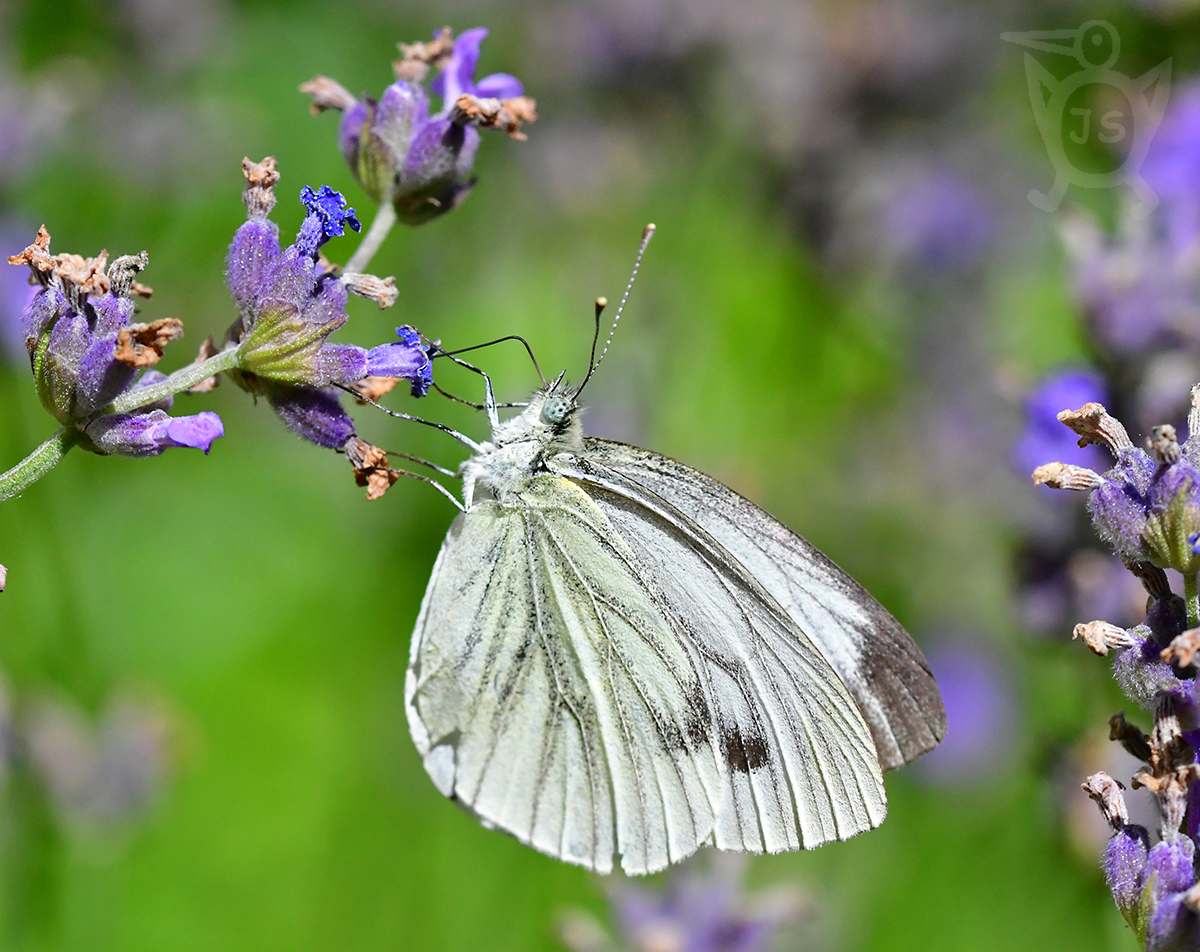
[263,385,357,449]
[5,230,223,459]
[86,409,224,457]
[301,26,534,226]
[1141,838,1198,952]
[1113,635,1181,708]
[368,326,433,396]
[299,185,361,242]
[1089,448,1156,564]
[429,28,524,103]
[225,165,430,450]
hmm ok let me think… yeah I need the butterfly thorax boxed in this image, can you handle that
[460,379,583,506]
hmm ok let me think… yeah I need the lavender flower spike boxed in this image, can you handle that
[1031,402,1200,575]
[5,226,224,459]
[300,26,536,226]
[224,159,432,463]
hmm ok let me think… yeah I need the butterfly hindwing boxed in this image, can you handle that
[564,439,947,772]
[407,475,723,875]
[406,472,886,876]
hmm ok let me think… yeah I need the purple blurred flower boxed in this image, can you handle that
[301,26,534,226]
[0,227,36,364]
[225,162,431,449]
[916,643,1015,783]
[1055,84,1200,356]
[24,694,170,827]
[1060,86,1200,357]
[1062,208,1200,356]
[1015,370,1109,478]
[883,170,993,272]
[561,855,806,952]
[1141,81,1200,254]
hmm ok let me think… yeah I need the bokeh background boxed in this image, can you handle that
[1,0,1196,948]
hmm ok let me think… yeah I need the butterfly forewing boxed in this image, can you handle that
[407,471,887,875]
[571,478,887,852]
[563,439,947,772]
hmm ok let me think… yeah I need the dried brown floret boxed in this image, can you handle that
[7,224,54,276]
[298,76,357,115]
[241,156,279,217]
[114,319,184,367]
[452,94,538,140]
[394,27,455,82]
[1032,462,1103,491]
[1082,771,1129,829]
[1162,627,1200,668]
[345,437,400,501]
[1109,711,1152,762]
[341,272,398,309]
[349,376,400,404]
[1056,402,1134,455]
[1072,620,1135,656]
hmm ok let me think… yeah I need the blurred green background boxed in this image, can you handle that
[0,0,1190,948]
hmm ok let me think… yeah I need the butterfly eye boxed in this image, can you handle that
[541,397,570,425]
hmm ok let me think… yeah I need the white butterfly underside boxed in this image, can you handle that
[407,433,945,877]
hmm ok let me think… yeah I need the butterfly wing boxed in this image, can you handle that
[561,439,946,772]
[406,473,885,876]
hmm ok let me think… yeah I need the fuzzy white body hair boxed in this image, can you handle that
[459,382,584,506]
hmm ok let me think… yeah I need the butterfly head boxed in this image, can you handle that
[487,371,582,453]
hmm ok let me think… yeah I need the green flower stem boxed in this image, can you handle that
[110,346,241,414]
[1187,573,1200,630]
[0,429,79,502]
[344,200,397,275]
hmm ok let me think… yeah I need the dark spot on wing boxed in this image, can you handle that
[743,734,768,770]
[685,684,711,746]
[721,726,768,773]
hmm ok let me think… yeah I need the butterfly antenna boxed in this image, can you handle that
[431,381,528,411]
[579,223,655,394]
[437,334,548,388]
[586,296,607,377]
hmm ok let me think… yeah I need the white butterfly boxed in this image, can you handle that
[403,229,945,876]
